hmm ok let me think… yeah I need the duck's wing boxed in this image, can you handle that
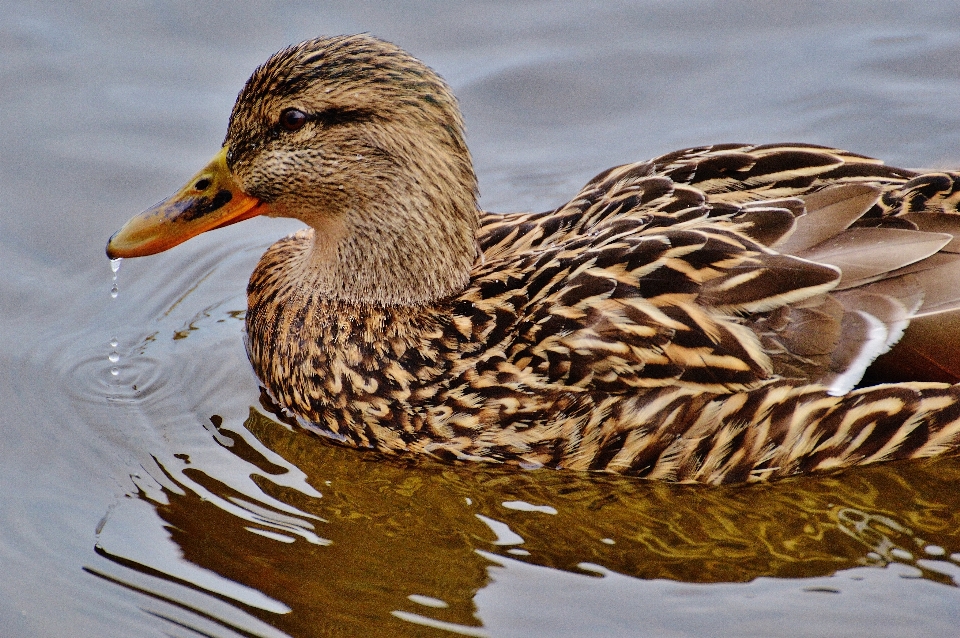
[480,143,960,252]
[469,221,839,395]
[473,144,960,395]
[654,143,960,216]
[650,142,915,198]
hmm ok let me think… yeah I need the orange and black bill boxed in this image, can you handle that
[106,146,264,258]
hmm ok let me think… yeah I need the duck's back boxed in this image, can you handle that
[476,143,960,392]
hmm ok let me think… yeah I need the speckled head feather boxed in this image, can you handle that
[224,35,479,306]
[231,35,470,127]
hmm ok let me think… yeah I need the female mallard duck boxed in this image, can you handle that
[108,34,960,484]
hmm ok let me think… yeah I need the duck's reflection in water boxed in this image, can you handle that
[89,404,960,637]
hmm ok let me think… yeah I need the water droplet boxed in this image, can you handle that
[110,258,122,273]
[110,339,118,348]
[110,284,119,298]
[110,367,119,376]
[108,352,119,363]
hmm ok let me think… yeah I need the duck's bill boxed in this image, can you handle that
[105,146,264,258]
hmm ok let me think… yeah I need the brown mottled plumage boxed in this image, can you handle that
[108,35,960,483]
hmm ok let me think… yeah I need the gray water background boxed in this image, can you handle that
[2,2,960,636]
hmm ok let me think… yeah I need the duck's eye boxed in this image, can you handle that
[279,108,308,132]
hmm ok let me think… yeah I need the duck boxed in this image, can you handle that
[107,34,960,484]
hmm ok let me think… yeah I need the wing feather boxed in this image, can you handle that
[471,143,960,397]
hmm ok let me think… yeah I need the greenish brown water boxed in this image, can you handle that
[3,1,960,636]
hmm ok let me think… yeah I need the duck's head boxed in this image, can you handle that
[107,34,480,305]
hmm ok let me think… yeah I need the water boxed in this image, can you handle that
[3,2,960,637]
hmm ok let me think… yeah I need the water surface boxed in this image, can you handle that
[3,2,960,636]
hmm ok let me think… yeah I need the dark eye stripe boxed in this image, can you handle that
[314,107,374,126]
[275,107,374,134]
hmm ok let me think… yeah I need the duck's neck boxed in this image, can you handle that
[277,175,480,307]
[302,212,477,307]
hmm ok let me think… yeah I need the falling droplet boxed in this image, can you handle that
[108,262,123,381]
